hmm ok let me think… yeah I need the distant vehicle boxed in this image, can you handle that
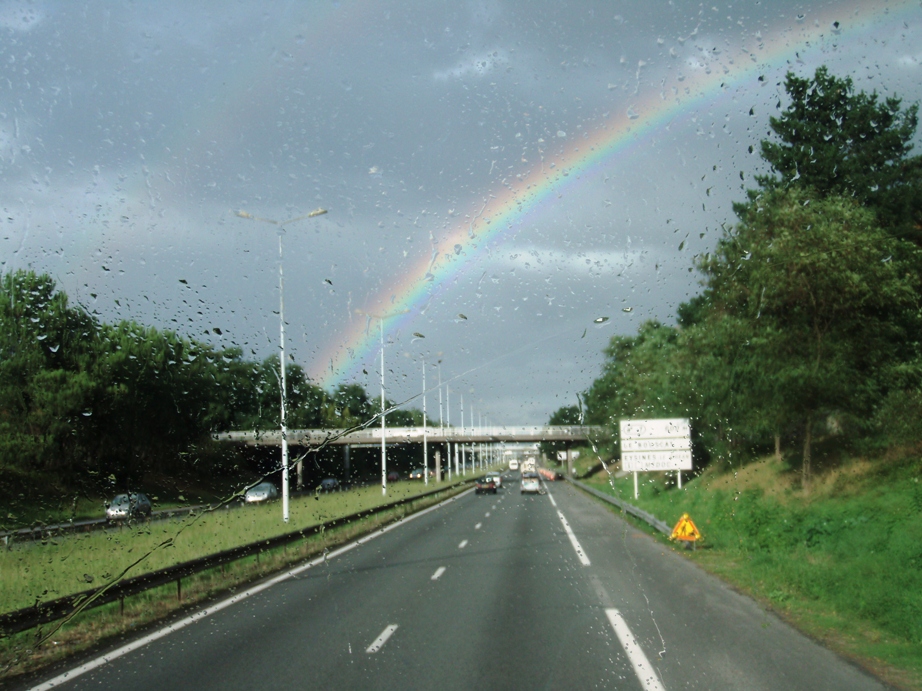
[244,482,278,503]
[386,470,400,482]
[475,476,497,494]
[521,474,541,495]
[320,478,340,492]
[521,458,537,474]
[520,477,541,494]
[408,468,433,480]
[106,492,152,522]
[508,460,519,471]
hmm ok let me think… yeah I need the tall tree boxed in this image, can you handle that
[702,188,920,486]
[752,66,922,239]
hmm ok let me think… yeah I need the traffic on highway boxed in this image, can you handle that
[23,467,885,691]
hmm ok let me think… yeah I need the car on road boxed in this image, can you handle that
[244,482,278,504]
[386,470,400,482]
[520,473,541,495]
[408,468,433,480]
[320,478,340,492]
[475,476,497,494]
[105,492,152,523]
[508,460,519,471]
[486,473,502,488]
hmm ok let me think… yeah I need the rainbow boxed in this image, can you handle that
[313,0,919,389]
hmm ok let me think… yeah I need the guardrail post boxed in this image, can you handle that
[177,578,182,601]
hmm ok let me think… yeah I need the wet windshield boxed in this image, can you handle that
[1,1,920,689]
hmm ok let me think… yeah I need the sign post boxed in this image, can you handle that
[620,418,692,499]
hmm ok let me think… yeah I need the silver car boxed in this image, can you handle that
[106,493,152,522]
[244,482,279,503]
[520,473,541,495]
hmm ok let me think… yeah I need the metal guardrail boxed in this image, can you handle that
[0,480,472,637]
[566,477,671,535]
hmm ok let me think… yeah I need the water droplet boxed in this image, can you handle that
[453,244,462,255]
[413,332,425,338]
[82,410,93,417]
[622,307,633,313]
[457,313,468,320]
[593,317,609,324]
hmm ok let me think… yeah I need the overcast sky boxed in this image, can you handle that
[2,0,921,426]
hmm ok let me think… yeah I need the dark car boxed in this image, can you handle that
[408,468,433,480]
[386,470,400,482]
[475,477,497,494]
[320,478,340,492]
[105,492,152,523]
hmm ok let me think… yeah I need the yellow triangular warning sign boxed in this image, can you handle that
[670,513,701,542]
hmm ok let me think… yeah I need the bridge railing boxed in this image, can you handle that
[214,425,606,446]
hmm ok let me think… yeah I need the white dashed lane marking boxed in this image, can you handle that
[458,539,468,549]
[431,566,446,581]
[605,609,666,691]
[366,624,399,654]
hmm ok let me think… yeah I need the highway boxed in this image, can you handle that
[27,475,886,690]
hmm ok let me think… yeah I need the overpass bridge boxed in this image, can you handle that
[214,425,605,448]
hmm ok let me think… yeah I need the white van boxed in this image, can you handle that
[508,459,519,471]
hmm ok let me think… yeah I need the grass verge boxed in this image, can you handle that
[0,481,469,685]
[578,452,922,691]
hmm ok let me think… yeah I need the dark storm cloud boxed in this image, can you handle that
[1,0,920,423]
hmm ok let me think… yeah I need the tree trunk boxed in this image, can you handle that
[774,433,782,462]
[802,417,812,493]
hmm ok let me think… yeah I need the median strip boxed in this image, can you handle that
[27,490,468,689]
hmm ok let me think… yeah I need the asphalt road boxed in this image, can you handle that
[27,474,887,690]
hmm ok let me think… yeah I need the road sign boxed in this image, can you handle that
[622,450,692,471]
[670,513,701,542]
[620,418,691,471]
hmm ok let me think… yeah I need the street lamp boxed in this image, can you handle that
[419,356,428,486]
[356,308,409,495]
[236,207,327,523]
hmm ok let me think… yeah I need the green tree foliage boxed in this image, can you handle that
[540,404,582,460]
[584,67,922,484]
[752,66,922,239]
[701,189,920,482]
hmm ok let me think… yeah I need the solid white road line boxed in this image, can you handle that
[474,522,482,530]
[458,539,468,549]
[30,488,473,691]
[546,492,558,507]
[605,609,666,691]
[366,624,399,653]
[556,509,591,566]
[431,566,446,581]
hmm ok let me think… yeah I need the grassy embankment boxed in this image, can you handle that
[572,447,922,690]
[0,479,468,682]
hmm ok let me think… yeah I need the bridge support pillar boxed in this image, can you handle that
[434,448,441,482]
[343,444,351,483]
[567,446,573,477]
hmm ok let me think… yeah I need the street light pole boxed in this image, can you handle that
[422,357,428,486]
[355,308,408,496]
[236,207,327,524]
